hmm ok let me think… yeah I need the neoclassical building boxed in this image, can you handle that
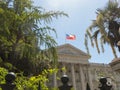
[48,44,120,90]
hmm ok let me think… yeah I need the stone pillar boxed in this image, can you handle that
[88,67,93,90]
[53,72,57,88]
[71,63,76,90]
[79,65,86,90]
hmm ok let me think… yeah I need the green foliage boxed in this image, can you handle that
[0,67,59,90]
[0,67,8,84]
[15,68,58,90]
[2,62,13,70]
[0,0,68,89]
[0,0,68,75]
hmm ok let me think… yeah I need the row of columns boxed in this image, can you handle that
[53,63,94,90]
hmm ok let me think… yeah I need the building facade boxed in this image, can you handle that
[48,44,120,90]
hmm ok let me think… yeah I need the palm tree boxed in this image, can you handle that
[84,1,120,58]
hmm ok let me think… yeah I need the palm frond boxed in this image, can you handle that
[84,1,120,57]
[110,43,117,58]
[100,37,105,52]
[84,34,89,54]
[38,10,68,24]
[94,38,100,53]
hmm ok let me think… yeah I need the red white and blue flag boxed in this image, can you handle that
[66,34,76,40]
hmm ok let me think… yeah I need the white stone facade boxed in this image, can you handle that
[48,44,120,90]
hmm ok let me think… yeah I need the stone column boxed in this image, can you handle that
[53,72,57,88]
[71,63,76,90]
[88,67,93,90]
[79,65,86,90]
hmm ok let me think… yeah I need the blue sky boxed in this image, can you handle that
[34,0,120,64]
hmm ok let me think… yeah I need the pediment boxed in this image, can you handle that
[57,43,90,58]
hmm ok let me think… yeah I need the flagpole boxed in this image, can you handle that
[65,34,66,44]
[65,33,67,44]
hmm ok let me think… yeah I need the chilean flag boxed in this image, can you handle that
[66,34,76,40]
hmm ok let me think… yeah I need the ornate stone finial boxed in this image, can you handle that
[58,75,72,90]
[5,72,16,84]
[98,77,112,90]
[0,72,16,90]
